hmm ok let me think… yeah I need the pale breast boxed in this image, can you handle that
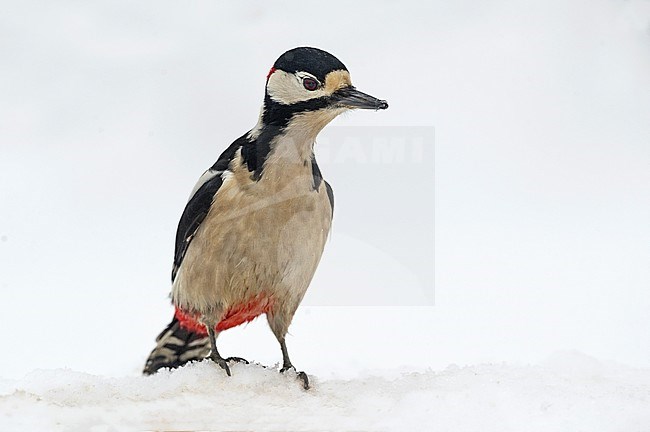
[171,151,332,325]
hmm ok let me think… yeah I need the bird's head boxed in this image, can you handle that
[260,47,388,134]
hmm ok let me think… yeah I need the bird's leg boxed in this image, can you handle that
[207,326,232,376]
[267,313,309,389]
[279,338,294,371]
[206,326,248,377]
[279,337,309,390]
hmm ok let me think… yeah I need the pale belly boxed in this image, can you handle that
[171,172,332,329]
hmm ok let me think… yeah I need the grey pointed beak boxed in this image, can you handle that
[331,87,389,110]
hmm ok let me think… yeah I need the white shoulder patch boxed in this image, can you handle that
[220,169,234,183]
[247,108,265,141]
[187,169,221,202]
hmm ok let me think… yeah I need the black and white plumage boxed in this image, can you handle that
[143,47,388,388]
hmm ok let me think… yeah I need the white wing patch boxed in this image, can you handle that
[187,169,221,202]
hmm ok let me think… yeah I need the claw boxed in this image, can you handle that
[280,365,310,390]
[297,371,309,390]
[209,354,232,376]
[225,357,249,364]
[280,365,295,373]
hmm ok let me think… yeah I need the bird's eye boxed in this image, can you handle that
[303,78,319,91]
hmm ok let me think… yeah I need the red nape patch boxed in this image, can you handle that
[174,307,208,336]
[266,66,276,81]
[216,294,275,332]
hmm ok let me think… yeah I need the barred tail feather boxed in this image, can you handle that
[142,316,210,375]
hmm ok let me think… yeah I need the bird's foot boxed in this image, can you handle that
[208,353,231,376]
[281,365,310,390]
[207,355,249,376]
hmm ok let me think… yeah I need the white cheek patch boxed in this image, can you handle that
[267,70,328,105]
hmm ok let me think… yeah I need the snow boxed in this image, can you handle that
[2,352,649,431]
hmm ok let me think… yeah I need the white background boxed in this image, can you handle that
[1,0,649,381]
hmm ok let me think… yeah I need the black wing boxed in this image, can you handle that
[171,174,223,281]
[311,156,334,216]
[324,180,334,216]
[171,137,244,282]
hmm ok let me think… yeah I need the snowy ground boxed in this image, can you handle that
[2,352,649,431]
